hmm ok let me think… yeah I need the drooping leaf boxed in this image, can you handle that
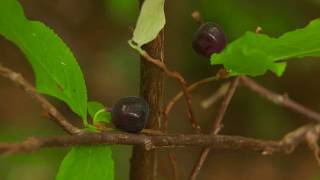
[131,0,165,47]
[56,146,114,180]
[88,101,111,125]
[0,0,87,123]
[211,19,320,77]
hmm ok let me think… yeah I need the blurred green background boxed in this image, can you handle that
[0,0,320,179]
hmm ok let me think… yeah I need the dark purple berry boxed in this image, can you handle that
[192,22,227,57]
[111,96,149,133]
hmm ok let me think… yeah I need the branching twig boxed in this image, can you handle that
[140,52,200,132]
[0,132,286,156]
[212,78,240,133]
[168,151,179,180]
[189,78,240,180]
[281,123,320,154]
[161,75,221,180]
[162,76,221,180]
[163,76,219,132]
[0,7,319,180]
[2,122,319,156]
[140,50,200,180]
[240,76,320,122]
[0,64,81,135]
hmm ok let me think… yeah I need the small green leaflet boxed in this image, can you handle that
[56,146,114,180]
[88,101,112,125]
[211,19,320,77]
[131,0,165,47]
[0,0,88,123]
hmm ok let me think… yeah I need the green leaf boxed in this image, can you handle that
[0,0,87,123]
[131,0,165,47]
[56,146,114,180]
[88,101,111,125]
[211,19,320,77]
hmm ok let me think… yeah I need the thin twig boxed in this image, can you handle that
[163,76,219,132]
[141,51,201,133]
[189,78,240,180]
[201,82,230,109]
[281,123,320,154]
[185,75,320,180]
[0,132,284,156]
[305,129,320,165]
[1,122,317,156]
[140,50,200,180]
[189,148,210,180]
[212,78,240,133]
[168,151,179,180]
[240,76,320,122]
[162,76,222,179]
[160,73,225,180]
[0,64,81,135]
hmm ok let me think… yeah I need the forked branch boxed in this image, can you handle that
[140,51,201,132]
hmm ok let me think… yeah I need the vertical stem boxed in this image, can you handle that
[130,1,165,178]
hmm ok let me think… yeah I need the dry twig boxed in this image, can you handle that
[0,64,81,135]
[2,123,319,156]
[0,132,287,156]
[201,82,230,109]
[189,78,240,180]
[140,51,201,133]
[240,76,320,122]
[1,63,320,178]
[163,76,219,132]
[168,151,179,180]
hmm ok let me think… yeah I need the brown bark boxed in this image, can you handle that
[130,31,164,180]
[0,132,286,155]
[129,0,165,177]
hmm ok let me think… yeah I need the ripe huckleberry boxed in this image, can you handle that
[111,96,149,133]
[192,22,227,57]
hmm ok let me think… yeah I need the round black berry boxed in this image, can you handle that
[111,96,149,133]
[192,22,227,57]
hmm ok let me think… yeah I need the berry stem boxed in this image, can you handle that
[93,109,107,124]
[191,11,204,25]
